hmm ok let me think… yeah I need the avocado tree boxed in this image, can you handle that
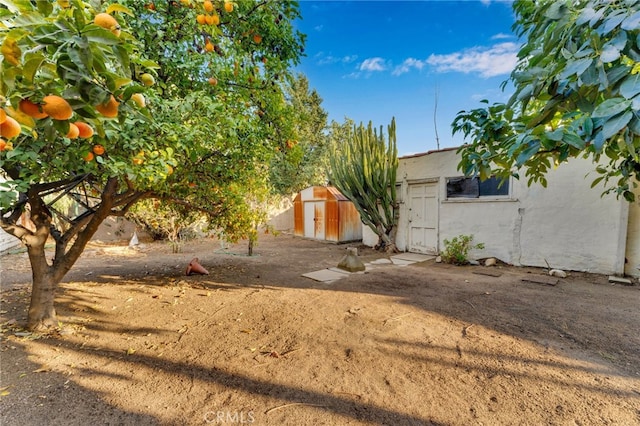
[452,0,640,201]
[328,118,399,252]
[0,0,304,330]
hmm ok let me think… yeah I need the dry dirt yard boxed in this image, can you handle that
[1,233,639,426]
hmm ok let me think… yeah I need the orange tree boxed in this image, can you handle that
[0,0,304,330]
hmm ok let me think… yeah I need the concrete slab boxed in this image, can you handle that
[392,253,435,263]
[370,258,393,265]
[302,268,350,283]
[390,258,417,266]
[329,267,365,275]
[609,276,634,285]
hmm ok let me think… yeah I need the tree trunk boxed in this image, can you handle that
[27,270,58,330]
[373,223,398,253]
[25,227,59,330]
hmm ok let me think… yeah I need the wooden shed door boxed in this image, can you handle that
[304,202,325,240]
[408,182,438,254]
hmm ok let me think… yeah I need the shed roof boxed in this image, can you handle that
[294,186,350,202]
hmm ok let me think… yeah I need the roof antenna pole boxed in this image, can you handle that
[433,84,440,150]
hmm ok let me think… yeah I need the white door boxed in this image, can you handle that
[408,182,438,254]
[304,202,325,239]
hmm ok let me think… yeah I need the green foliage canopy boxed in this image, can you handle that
[453,0,640,201]
[0,0,305,329]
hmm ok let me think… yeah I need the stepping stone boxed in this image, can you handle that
[392,253,435,263]
[370,258,393,265]
[302,269,350,283]
[390,257,417,266]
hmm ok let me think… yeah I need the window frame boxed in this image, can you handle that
[445,175,511,201]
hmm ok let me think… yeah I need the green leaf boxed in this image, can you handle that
[600,44,620,63]
[601,110,632,139]
[620,74,640,99]
[576,7,601,26]
[544,2,569,20]
[559,58,592,79]
[82,26,120,45]
[591,98,631,118]
[621,10,640,31]
[599,10,626,35]
[546,129,564,141]
[22,55,44,83]
[106,4,133,16]
[516,141,540,166]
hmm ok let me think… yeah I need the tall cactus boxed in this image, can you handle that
[329,118,399,251]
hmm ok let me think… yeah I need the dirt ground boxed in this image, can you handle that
[1,233,639,426]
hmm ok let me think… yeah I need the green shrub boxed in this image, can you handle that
[441,234,485,265]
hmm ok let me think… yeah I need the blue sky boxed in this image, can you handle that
[294,0,520,156]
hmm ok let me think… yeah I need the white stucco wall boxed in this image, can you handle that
[372,148,633,275]
[625,187,640,277]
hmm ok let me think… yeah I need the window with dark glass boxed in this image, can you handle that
[446,176,509,199]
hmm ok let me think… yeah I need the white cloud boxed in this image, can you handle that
[491,32,513,40]
[392,58,426,76]
[359,57,387,72]
[315,53,359,66]
[426,42,519,78]
[314,25,324,32]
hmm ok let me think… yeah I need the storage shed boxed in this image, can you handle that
[294,186,362,242]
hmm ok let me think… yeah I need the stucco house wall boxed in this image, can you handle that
[363,148,638,276]
[625,186,640,276]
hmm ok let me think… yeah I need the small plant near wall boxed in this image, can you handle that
[441,235,485,265]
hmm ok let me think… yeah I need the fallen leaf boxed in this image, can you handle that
[33,366,51,373]
[126,348,136,355]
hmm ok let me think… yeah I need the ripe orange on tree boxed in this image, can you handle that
[252,33,262,44]
[66,123,80,139]
[205,14,219,25]
[42,95,73,120]
[94,13,121,37]
[208,77,218,86]
[96,95,119,118]
[203,0,214,12]
[19,99,48,119]
[74,122,94,138]
[131,93,146,108]
[205,40,214,52]
[140,73,155,87]
[196,14,206,25]
[92,144,105,156]
[83,151,95,162]
[0,116,21,139]
[224,1,233,13]
[0,109,6,124]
